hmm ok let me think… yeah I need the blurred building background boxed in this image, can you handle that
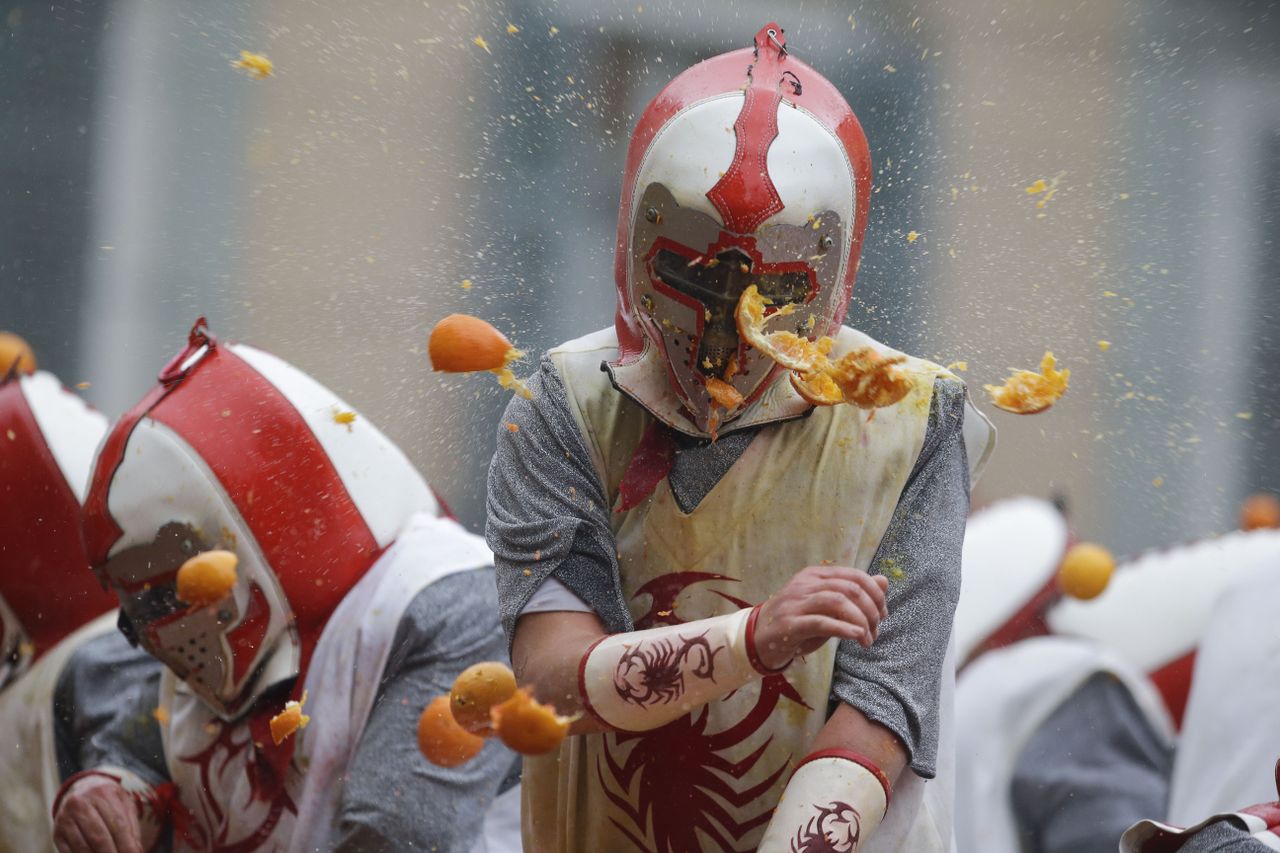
[2,0,1278,556]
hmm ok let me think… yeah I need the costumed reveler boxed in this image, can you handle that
[53,320,518,852]
[0,337,159,853]
[955,508,1280,853]
[1120,524,1280,853]
[487,24,995,853]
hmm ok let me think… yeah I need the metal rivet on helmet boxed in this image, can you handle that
[644,207,661,224]
[819,235,834,252]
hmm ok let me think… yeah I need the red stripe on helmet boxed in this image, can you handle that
[705,24,788,234]
[145,344,380,661]
[0,378,115,657]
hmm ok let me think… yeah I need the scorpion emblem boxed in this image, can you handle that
[614,630,722,706]
[790,801,862,853]
[599,571,813,852]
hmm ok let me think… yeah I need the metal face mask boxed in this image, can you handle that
[100,522,293,720]
[630,182,845,431]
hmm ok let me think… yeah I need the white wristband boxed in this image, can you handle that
[578,606,779,732]
[756,751,891,852]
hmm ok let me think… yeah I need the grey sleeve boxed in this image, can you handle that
[1011,672,1174,853]
[830,377,970,778]
[1174,822,1277,852]
[332,568,521,853]
[53,626,169,787]
[486,356,632,646]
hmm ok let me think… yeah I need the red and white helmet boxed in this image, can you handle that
[83,320,439,719]
[1048,528,1280,728]
[0,368,113,689]
[608,22,872,436]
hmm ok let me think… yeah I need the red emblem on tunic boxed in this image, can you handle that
[599,571,811,852]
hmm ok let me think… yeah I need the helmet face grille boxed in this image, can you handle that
[628,181,844,431]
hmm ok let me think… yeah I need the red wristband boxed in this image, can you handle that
[745,604,791,675]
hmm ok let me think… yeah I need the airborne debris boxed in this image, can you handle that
[984,352,1070,414]
[472,36,491,54]
[231,51,273,79]
[270,691,311,745]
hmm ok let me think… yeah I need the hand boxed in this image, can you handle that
[53,775,145,853]
[752,565,889,670]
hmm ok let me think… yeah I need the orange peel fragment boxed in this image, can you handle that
[428,314,531,398]
[269,691,310,745]
[736,285,913,409]
[489,687,572,755]
[175,550,238,607]
[704,376,744,411]
[450,661,518,736]
[984,352,1070,414]
[418,695,485,767]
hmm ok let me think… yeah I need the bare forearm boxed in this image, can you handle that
[512,611,613,735]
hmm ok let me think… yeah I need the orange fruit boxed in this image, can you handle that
[1058,542,1115,600]
[450,661,518,735]
[418,695,485,767]
[791,370,844,406]
[175,550,238,607]
[828,347,912,409]
[0,332,37,376]
[737,285,911,409]
[489,687,571,755]
[984,352,1070,414]
[735,285,823,372]
[1241,493,1280,531]
[429,314,522,373]
[269,692,310,745]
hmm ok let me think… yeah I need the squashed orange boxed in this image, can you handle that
[418,695,485,767]
[428,314,531,399]
[736,286,912,409]
[0,332,37,376]
[451,661,518,736]
[1058,543,1114,600]
[270,691,310,745]
[489,687,571,755]
[175,550,238,607]
[1240,493,1280,531]
[985,352,1070,414]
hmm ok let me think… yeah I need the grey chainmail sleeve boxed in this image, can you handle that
[1010,672,1174,853]
[831,377,970,779]
[486,358,632,645]
[1173,822,1276,852]
[332,567,521,853]
[53,626,169,787]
